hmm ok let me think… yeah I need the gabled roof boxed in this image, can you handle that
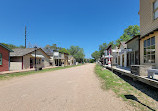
[106,45,112,50]
[0,43,13,52]
[118,42,127,49]
[10,48,36,56]
[10,48,50,59]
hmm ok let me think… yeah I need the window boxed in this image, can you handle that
[0,53,2,65]
[144,37,155,63]
[154,0,158,19]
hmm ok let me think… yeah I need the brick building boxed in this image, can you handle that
[0,43,13,72]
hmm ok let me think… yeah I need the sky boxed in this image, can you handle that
[0,0,140,58]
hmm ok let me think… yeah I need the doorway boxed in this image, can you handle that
[122,54,124,67]
[30,58,33,69]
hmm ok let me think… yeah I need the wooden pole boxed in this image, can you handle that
[25,26,27,48]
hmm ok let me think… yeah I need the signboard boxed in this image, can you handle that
[113,49,132,53]
[119,49,132,54]
[54,52,59,57]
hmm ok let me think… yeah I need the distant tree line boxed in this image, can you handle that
[2,43,85,63]
[91,25,140,61]
[1,43,25,49]
[43,44,85,63]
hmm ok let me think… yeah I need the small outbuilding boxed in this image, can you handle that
[10,48,50,71]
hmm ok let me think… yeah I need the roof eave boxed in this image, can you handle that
[0,43,13,52]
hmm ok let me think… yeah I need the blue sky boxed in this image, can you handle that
[0,0,139,58]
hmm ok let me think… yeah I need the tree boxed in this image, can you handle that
[43,45,53,54]
[43,44,62,54]
[119,25,140,43]
[89,59,95,63]
[115,39,121,47]
[68,46,80,55]
[108,41,116,49]
[2,43,25,49]
[91,51,101,61]
[59,48,70,55]
[19,45,25,48]
[99,42,108,56]
[50,44,58,51]
[1,43,18,49]
[68,46,85,62]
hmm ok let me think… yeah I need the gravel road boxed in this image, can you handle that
[0,64,134,111]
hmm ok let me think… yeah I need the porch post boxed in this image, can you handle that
[134,51,135,65]
[34,46,37,71]
[124,52,127,67]
[129,53,130,66]
[120,54,122,66]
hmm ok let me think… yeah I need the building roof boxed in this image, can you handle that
[10,48,50,59]
[113,46,118,50]
[10,48,36,56]
[125,35,140,44]
[106,45,112,50]
[118,42,127,49]
[140,28,158,39]
[0,43,13,52]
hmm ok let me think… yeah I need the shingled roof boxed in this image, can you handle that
[10,48,36,57]
[10,48,51,59]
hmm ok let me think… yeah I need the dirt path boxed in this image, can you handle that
[0,64,134,111]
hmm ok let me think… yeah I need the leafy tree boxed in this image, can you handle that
[118,25,140,44]
[2,43,25,49]
[1,43,17,49]
[19,45,25,48]
[43,44,62,54]
[68,46,80,55]
[115,39,121,47]
[50,44,59,51]
[108,41,116,49]
[68,46,85,62]
[99,42,108,56]
[91,51,101,61]
[43,45,53,54]
[59,48,70,55]
[89,59,95,63]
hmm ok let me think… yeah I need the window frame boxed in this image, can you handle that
[0,53,2,65]
[153,0,158,20]
[144,37,155,63]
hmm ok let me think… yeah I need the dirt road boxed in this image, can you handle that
[0,64,133,111]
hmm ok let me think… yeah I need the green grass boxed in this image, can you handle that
[0,64,82,80]
[95,64,157,111]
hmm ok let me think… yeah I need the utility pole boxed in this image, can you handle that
[25,26,27,48]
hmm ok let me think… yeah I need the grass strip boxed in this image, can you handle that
[95,64,157,111]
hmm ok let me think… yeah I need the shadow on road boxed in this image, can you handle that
[124,95,156,111]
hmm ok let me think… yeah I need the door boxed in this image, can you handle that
[30,58,33,69]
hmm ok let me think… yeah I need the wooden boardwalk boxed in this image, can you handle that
[105,66,158,89]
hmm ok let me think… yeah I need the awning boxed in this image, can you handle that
[31,54,44,58]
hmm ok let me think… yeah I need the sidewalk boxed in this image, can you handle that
[0,66,57,75]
